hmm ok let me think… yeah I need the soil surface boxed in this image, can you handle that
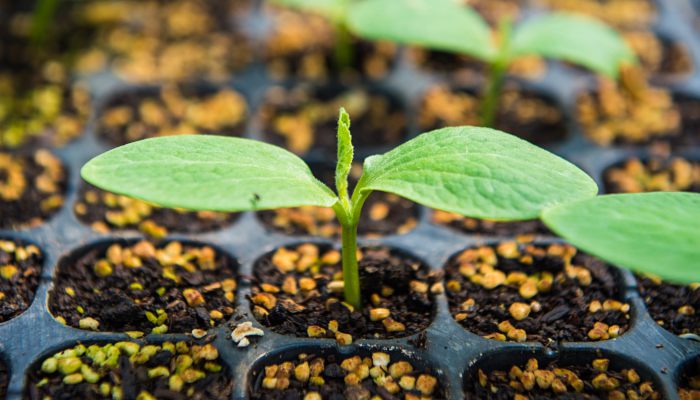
[0,149,67,229]
[465,357,660,399]
[25,341,232,400]
[259,84,407,155]
[75,183,237,237]
[432,210,551,237]
[251,244,438,341]
[624,31,693,79]
[419,85,566,146]
[679,359,700,400]
[0,65,90,149]
[0,239,42,322]
[262,6,396,81]
[49,240,238,335]
[446,242,630,344]
[576,65,681,146]
[70,0,252,82]
[258,163,418,238]
[604,157,700,193]
[249,351,442,400]
[676,94,700,147]
[98,85,248,147]
[637,274,700,336]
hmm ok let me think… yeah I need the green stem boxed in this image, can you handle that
[480,18,513,128]
[480,58,508,128]
[340,222,361,309]
[333,23,354,72]
[333,185,371,310]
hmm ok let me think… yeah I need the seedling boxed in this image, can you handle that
[542,191,700,284]
[271,0,356,70]
[82,109,597,309]
[347,0,636,126]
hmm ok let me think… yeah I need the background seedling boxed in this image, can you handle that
[82,109,597,309]
[347,0,636,126]
[271,0,355,70]
[542,192,700,284]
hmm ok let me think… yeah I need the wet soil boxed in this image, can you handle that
[75,183,237,237]
[97,85,248,147]
[604,157,700,194]
[25,341,232,400]
[0,149,67,229]
[637,274,700,336]
[249,351,442,400]
[0,239,42,322]
[49,240,238,334]
[259,84,408,155]
[419,85,567,146]
[432,211,552,237]
[465,357,660,399]
[251,244,438,340]
[446,242,631,344]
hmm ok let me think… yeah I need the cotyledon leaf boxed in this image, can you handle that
[347,0,496,61]
[81,135,338,212]
[271,0,349,24]
[509,13,636,78]
[542,192,700,284]
[357,126,598,220]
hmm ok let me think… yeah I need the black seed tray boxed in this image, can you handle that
[3,0,700,398]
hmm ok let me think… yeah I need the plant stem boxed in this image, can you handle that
[340,222,361,309]
[333,23,354,72]
[480,18,513,128]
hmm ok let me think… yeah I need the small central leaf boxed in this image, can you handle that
[81,135,337,212]
[335,108,353,203]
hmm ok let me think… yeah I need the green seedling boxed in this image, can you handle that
[542,191,700,284]
[82,109,597,309]
[272,0,356,70]
[347,0,636,126]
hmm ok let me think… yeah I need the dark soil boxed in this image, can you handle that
[576,66,681,147]
[75,183,238,237]
[419,85,567,146]
[251,244,438,340]
[637,274,700,336]
[0,70,90,149]
[446,242,630,344]
[259,84,408,155]
[465,357,660,399]
[0,239,42,322]
[679,358,700,400]
[432,211,552,237]
[257,162,418,237]
[97,85,248,147]
[0,361,6,400]
[604,157,700,194]
[249,351,442,399]
[676,94,700,147]
[49,240,238,334]
[263,7,396,81]
[0,149,67,229]
[25,341,233,400]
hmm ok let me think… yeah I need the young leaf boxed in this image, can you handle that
[357,126,597,220]
[272,0,349,23]
[347,0,496,61]
[81,135,337,212]
[509,13,636,78]
[335,108,353,203]
[542,192,700,284]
